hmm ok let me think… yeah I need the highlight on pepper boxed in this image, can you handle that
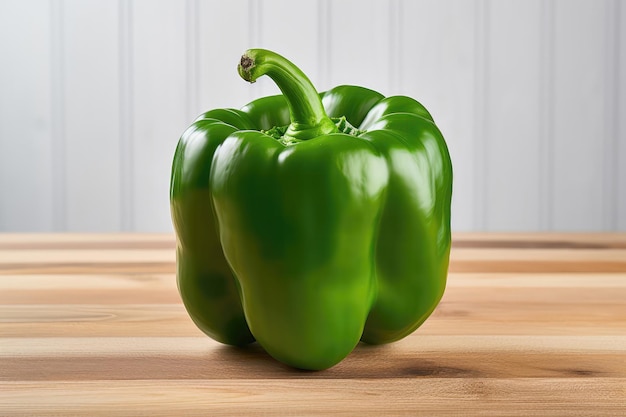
[170,48,452,370]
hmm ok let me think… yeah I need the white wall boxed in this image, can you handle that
[0,0,624,232]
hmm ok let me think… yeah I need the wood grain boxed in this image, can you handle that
[1,233,625,416]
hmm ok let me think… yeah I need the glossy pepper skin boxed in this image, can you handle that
[170,49,452,370]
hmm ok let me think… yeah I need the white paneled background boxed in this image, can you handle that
[0,0,624,232]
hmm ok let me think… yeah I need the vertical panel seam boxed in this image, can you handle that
[388,0,402,94]
[473,0,489,231]
[186,0,192,119]
[247,0,261,100]
[247,0,252,48]
[119,0,133,231]
[317,0,330,90]
[482,0,490,231]
[318,0,331,88]
[397,0,403,93]
[186,0,199,120]
[547,0,555,231]
[540,0,555,231]
[50,0,66,231]
[194,0,200,116]
[317,0,326,88]
[325,0,331,87]
[605,0,619,230]
[614,0,626,231]
[388,0,396,93]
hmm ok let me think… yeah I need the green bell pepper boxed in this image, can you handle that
[170,48,452,370]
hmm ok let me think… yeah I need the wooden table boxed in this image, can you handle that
[1,233,625,416]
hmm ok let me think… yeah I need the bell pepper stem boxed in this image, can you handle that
[238,49,337,141]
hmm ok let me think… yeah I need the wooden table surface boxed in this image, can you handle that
[1,233,625,416]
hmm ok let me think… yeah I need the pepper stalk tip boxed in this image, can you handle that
[238,54,256,83]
